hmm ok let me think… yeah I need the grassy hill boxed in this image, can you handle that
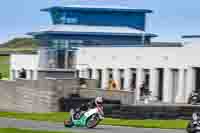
[0,38,38,52]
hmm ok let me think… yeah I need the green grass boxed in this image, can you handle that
[0,55,10,78]
[0,112,189,129]
[0,112,69,123]
[0,128,73,133]
[100,118,188,129]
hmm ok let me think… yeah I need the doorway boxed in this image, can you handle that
[171,69,178,103]
[157,68,164,101]
[57,49,65,68]
[195,67,200,92]
[144,69,150,90]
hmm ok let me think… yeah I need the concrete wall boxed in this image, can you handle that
[0,79,134,112]
[0,79,78,112]
[78,89,134,105]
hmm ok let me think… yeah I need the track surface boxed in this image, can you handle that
[0,118,186,133]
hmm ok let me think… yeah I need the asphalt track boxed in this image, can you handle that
[0,118,186,133]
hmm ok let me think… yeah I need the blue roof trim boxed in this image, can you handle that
[72,44,182,48]
[28,31,157,37]
[41,6,153,13]
[182,35,200,38]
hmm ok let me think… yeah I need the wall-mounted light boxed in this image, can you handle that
[163,56,168,60]
[111,56,117,60]
[136,56,141,60]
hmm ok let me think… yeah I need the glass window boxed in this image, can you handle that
[66,17,78,24]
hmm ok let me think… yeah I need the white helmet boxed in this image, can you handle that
[95,97,103,106]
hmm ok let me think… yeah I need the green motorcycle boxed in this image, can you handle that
[64,105,104,128]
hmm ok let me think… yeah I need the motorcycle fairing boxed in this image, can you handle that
[72,108,99,127]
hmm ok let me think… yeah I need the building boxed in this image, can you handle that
[9,6,200,104]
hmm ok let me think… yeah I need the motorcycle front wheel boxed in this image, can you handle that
[86,114,100,128]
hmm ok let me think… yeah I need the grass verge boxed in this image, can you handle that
[0,128,73,133]
[0,112,189,129]
[0,55,9,79]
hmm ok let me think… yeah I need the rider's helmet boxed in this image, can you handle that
[95,96,103,106]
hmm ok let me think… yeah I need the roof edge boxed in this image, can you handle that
[41,6,153,13]
[182,35,200,38]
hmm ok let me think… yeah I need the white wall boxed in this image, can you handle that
[10,43,200,103]
[11,45,200,71]
[11,54,39,70]
[76,45,200,69]
[10,54,39,80]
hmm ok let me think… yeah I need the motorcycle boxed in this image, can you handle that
[186,112,200,133]
[64,105,104,128]
[188,92,200,105]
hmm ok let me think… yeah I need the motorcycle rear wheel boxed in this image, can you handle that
[64,117,74,128]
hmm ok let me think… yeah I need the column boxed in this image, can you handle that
[79,69,84,78]
[26,70,31,80]
[136,68,144,101]
[175,69,185,103]
[149,68,159,99]
[101,69,108,89]
[16,70,20,79]
[92,68,97,79]
[124,68,132,91]
[113,68,120,90]
[185,67,196,102]
[33,70,38,80]
[163,68,173,103]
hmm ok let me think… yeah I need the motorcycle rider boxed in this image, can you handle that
[74,97,104,119]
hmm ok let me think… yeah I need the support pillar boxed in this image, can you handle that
[16,70,20,79]
[92,69,97,79]
[163,68,173,103]
[186,67,196,102]
[149,68,159,99]
[101,69,108,89]
[33,70,38,80]
[26,70,31,80]
[136,68,144,101]
[175,69,185,103]
[124,68,132,91]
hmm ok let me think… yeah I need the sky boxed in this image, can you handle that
[0,0,200,43]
